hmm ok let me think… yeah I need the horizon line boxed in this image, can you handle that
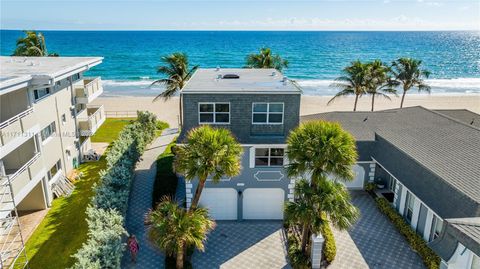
[1,28,479,32]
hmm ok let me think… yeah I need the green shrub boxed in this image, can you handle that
[365,182,376,192]
[156,120,170,131]
[285,226,310,269]
[71,111,157,268]
[320,221,336,264]
[375,197,440,269]
[151,140,178,207]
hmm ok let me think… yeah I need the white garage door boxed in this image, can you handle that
[343,165,365,189]
[243,188,285,220]
[198,188,237,220]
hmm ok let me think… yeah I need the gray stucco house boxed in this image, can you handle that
[178,68,301,221]
[302,107,480,269]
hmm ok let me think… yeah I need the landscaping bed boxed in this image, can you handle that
[151,139,178,207]
[375,197,440,269]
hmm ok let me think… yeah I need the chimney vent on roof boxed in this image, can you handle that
[282,76,288,85]
[216,66,220,71]
[216,74,222,80]
[272,71,277,77]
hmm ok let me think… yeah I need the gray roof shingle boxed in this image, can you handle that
[301,106,480,204]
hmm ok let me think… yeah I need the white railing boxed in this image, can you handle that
[6,152,41,183]
[75,77,103,104]
[0,108,34,130]
[78,105,105,136]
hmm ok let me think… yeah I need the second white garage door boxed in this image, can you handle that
[243,188,285,220]
[199,188,238,220]
[343,165,365,190]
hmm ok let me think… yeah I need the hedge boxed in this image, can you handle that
[151,140,178,208]
[285,225,309,269]
[320,220,336,264]
[71,111,157,268]
[375,197,440,269]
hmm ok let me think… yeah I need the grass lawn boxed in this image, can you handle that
[23,157,107,268]
[91,117,136,143]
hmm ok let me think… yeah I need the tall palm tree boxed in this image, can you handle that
[13,30,57,56]
[147,197,215,269]
[365,60,398,111]
[245,47,288,71]
[390,58,431,108]
[174,126,243,210]
[286,120,358,255]
[151,53,199,127]
[328,60,369,111]
[286,120,358,186]
[285,178,359,255]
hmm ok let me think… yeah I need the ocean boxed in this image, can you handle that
[1,30,479,96]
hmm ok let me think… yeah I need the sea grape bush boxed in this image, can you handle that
[72,111,157,268]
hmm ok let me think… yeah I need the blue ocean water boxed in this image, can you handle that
[1,30,479,96]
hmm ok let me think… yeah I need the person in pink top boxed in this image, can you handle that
[127,234,139,263]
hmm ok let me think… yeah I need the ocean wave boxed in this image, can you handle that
[100,77,480,96]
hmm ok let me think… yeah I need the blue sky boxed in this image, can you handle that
[1,0,479,30]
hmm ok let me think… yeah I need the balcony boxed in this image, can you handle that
[78,105,106,136]
[75,77,103,104]
[0,108,39,157]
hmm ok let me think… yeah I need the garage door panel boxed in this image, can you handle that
[243,188,284,220]
[199,188,237,220]
[328,165,365,190]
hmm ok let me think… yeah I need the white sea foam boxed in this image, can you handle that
[101,77,480,97]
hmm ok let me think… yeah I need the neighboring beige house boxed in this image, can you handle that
[0,56,105,268]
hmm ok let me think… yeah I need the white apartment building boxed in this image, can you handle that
[0,56,105,268]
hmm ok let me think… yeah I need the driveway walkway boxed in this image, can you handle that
[192,221,291,269]
[329,192,425,269]
[122,129,177,269]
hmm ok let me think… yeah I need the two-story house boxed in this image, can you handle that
[178,68,301,220]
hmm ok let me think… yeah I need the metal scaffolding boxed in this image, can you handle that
[0,175,28,269]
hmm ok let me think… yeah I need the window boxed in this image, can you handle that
[55,81,61,88]
[252,103,284,124]
[66,150,71,160]
[429,215,443,242]
[389,175,396,193]
[41,122,56,141]
[404,191,415,223]
[33,87,51,101]
[47,160,61,181]
[72,73,81,81]
[61,114,67,125]
[255,148,284,167]
[198,103,230,124]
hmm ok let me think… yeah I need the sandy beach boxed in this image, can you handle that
[92,94,480,128]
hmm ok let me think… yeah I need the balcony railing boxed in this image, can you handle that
[4,153,43,198]
[75,77,103,104]
[78,105,106,136]
[0,108,37,147]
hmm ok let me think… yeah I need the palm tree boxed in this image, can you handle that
[13,30,58,56]
[245,47,288,71]
[151,53,199,127]
[365,60,398,111]
[174,125,243,210]
[390,58,431,108]
[328,60,369,111]
[285,178,359,255]
[147,197,215,269]
[286,120,358,186]
[285,120,358,255]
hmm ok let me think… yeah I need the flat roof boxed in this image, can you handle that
[0,56,103,92]
[182,68,302,94]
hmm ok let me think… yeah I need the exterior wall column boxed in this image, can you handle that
[311,234,325,269]
[399,184,407,215]
[368,163,376,182]
[423,210,434,241]
[287,178,295,202]
[185,181,193,209]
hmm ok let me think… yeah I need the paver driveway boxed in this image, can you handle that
[192,221,292,269]
[329,191,425,269]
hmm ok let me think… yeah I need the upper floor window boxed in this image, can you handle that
[72,73,81,82]
[429,215,443,242]
[33,87,51,101]
[252,103,284,124]
[41,122,56,141]
[255,148,284,167]
[404,191,415,223]
[199,103,230,124]
[47,160,62,181]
